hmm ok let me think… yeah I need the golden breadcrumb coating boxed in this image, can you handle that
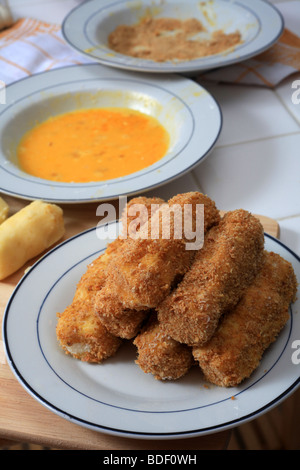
[192,251,298,387]
[157,209,265,347]
[120,196,165,238]
[56,249,123,363]
[57,197,165,357]
[100,192,220,311]
[56,197,163,363]
[94,196,165,339]
[133,313,194,380]
[73,242,119,303]
[56,299,122,362]
[94,291,149,339]
[56,191,298,386]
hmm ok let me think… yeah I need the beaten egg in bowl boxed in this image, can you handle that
[17,106,170,184]
[0,64,222,203]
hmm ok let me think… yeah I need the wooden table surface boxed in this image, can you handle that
[0,195,279,450]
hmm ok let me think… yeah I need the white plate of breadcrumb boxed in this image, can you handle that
[2,221,300,439]
[62,0,284,74]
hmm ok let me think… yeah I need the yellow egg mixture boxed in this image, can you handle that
[17,107,170,183]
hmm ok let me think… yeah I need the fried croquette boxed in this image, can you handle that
[57,196,164,360]
[56,252,123,362]
[133,313,194,380]
[94,291,150,339]
[94,196,166,339]
[157,209,265,347]
[192,251,298,387]
[120,195,165,238]
[99,192,220,311]
[73,241,120,303]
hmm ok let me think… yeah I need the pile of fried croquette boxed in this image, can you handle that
[56,192,298,387]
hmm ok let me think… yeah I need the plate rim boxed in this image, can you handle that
[0,63,222,203]
[61,0,285,74]
[2,226,300,440]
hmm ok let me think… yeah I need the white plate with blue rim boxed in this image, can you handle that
[2,221,300,439]
[62,0,284,74]
[0,63,221,203]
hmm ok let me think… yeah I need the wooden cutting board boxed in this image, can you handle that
[0,195,279,450]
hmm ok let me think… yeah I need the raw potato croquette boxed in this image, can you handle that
[0,200,65,280]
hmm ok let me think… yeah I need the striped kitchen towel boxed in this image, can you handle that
[199,1,300,87]
[199,27,300,87]
[0,16,92,86]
